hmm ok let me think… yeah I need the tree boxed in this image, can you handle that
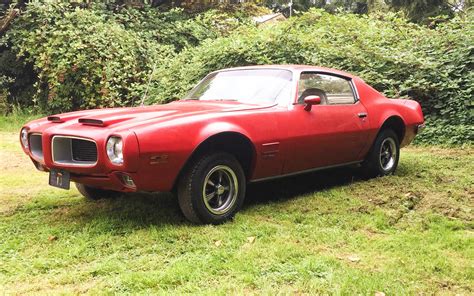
[387,0,456,22]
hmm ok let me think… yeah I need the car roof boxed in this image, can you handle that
[215,65,356,79]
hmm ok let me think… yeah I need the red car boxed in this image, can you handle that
[20,65,424,224]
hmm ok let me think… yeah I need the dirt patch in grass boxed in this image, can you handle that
[0,150,28,171]
[417,191,473,223]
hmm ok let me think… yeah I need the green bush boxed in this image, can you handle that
[106,4,264,51]
[151,9,473,145]
[0,48,37,115]
[4,3,170,111]
[1,4,472,144]
[2,2,256,112]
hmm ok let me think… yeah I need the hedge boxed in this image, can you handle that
[151,9,473,145]
[1,3,261,111]
[0,4,472,144]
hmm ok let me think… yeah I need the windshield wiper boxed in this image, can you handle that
[209,99,238,101]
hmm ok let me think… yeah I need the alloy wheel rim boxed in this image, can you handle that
[379,137,397,171]
[202,165,238,215]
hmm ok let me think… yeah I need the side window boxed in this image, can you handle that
[298,73,356,105]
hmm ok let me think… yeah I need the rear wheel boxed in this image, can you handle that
[363,129,400,177]
[75,183,119,200]
[177,152,246,224]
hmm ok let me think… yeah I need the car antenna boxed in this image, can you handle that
[140,62,157,107]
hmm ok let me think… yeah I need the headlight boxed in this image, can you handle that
[106,136,123,165]
[20,128,29,149]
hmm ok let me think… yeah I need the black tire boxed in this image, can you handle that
[177,152,246,224]
[362,129,400,177]
[75,183,119,200]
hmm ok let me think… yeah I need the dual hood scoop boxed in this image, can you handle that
[78,117,133,127]
[47,116,64,123]
[78,118,105,126]
[48,115,133,127]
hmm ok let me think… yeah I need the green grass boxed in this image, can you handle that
[0,120,472,294]
[0,111,44,132]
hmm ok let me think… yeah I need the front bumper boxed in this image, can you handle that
[71,171,138,192]
[30,152,139,192]
[23,127,141,192]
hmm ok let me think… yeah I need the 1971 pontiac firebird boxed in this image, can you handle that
[20,65,425,224]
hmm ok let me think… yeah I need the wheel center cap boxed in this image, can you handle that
[216,184,225,195]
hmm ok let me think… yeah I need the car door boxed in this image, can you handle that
[282,72,370,174]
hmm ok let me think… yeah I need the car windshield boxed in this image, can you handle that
[185,69,293,104]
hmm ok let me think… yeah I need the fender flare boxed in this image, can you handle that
[172,122,257,189]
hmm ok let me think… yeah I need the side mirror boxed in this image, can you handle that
[303,95,321,111]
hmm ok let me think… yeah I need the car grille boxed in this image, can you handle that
[52,136,97,165]
[29,133,43,160]
[71,139,97,162]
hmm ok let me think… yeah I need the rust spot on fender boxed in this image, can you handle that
[150,154,169,164]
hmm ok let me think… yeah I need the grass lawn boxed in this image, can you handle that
[0,117,472,294]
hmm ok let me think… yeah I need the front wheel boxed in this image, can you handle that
[177,152,246,224]
[362,129,400,177]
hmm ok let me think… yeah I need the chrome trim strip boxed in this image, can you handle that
[250,160,362,183]
[349,79,360,102]
[52,135,98,167]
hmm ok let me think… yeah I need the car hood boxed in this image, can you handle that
[38,100,273,132]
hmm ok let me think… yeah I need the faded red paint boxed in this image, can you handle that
[20,65,424,192]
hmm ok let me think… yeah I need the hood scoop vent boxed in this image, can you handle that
[78,118,105,126]
[47,116,64,123]
[78,116,134,127]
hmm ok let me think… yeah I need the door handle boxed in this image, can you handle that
[358,112,367,118]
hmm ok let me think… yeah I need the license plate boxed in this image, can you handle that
[49,169,70,189]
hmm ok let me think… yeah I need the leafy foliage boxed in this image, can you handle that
[0,49,36,115]
[151,9,473,144]
[387,0,461,23]
[4,3,168,111]
[1,2,257,112]
[1,4,472,144]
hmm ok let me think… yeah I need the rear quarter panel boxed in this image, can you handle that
[354,77,424,151]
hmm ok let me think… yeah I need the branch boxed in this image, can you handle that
[0,8,20,36]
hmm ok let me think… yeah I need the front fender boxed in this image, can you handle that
[132,121,254,192]
[194,121,253,148]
